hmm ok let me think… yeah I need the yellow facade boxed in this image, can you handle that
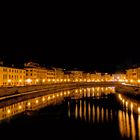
[25,67,56,85]
[0,66,26,87]
[112,74,126,81]
[126,67,140,85]
[126,68,138,80]
[54,68,65,82]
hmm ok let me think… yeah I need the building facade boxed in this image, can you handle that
[126,67,140,85]
[0,66,26,87]
[24,62,56,85]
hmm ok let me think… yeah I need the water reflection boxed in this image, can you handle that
[66,87,140,140]
[138,115,140,139]
[0,86,140,140]
[0,90,71,122]
[118,94,140,114]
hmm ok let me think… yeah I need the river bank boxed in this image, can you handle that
[116,84,140,100]
[0,82,119,99]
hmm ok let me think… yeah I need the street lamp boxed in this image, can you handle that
[26,79,32,85]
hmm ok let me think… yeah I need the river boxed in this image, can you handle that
[0,86,140,140]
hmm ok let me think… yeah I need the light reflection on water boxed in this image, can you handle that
[0,90,71,122]
[138,115,140,139]
[66,87,140,140]
[0,86,140,140]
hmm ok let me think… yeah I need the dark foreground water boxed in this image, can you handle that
[0,87,140,140]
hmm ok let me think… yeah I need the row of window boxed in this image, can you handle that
[3,82,24,85]
[3,68,25,73]
[26,73,56,77]
[3,75,25,79]
[26,69,53,73]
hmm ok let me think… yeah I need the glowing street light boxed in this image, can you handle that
[26,79,32,84]
[8,79,11,83]
[42,79,45,82]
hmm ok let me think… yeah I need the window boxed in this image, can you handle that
[3,75,7,79]
[3,68,7,72]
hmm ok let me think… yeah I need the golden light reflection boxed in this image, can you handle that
[97,106,100,123]
[138,115,140,139]
[118,110,123,136]
[84,100,86,121]
[68,101,70,118]
[101,107,104,123]
[131,103,133,112]
[75,103,78,119]
[0,91,70,121]
[88,103,91,122]
[126,112,130,138]
[126,101,128,106]
[92,104,95,123]
[106,109,108,122]
[79,100,82,119]
[0,87,140,140]
[131,113,136,140]
[110,109,113,121]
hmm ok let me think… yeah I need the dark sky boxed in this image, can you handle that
[0,7,139,73]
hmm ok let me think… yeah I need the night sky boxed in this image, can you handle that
[0,7,139,73]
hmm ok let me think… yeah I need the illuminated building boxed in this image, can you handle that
[0,66,26,87]
[126,67,140,85]
[24,62,55,85]
[112,74,126,82]
[69,71,83,82]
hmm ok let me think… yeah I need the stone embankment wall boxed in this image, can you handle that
[116,84,140,99]
[0,82,119,98]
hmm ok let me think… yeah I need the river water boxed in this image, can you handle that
[0,86,140,140]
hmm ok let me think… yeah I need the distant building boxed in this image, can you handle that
[112,74,126,81]
[69,71,83,82]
